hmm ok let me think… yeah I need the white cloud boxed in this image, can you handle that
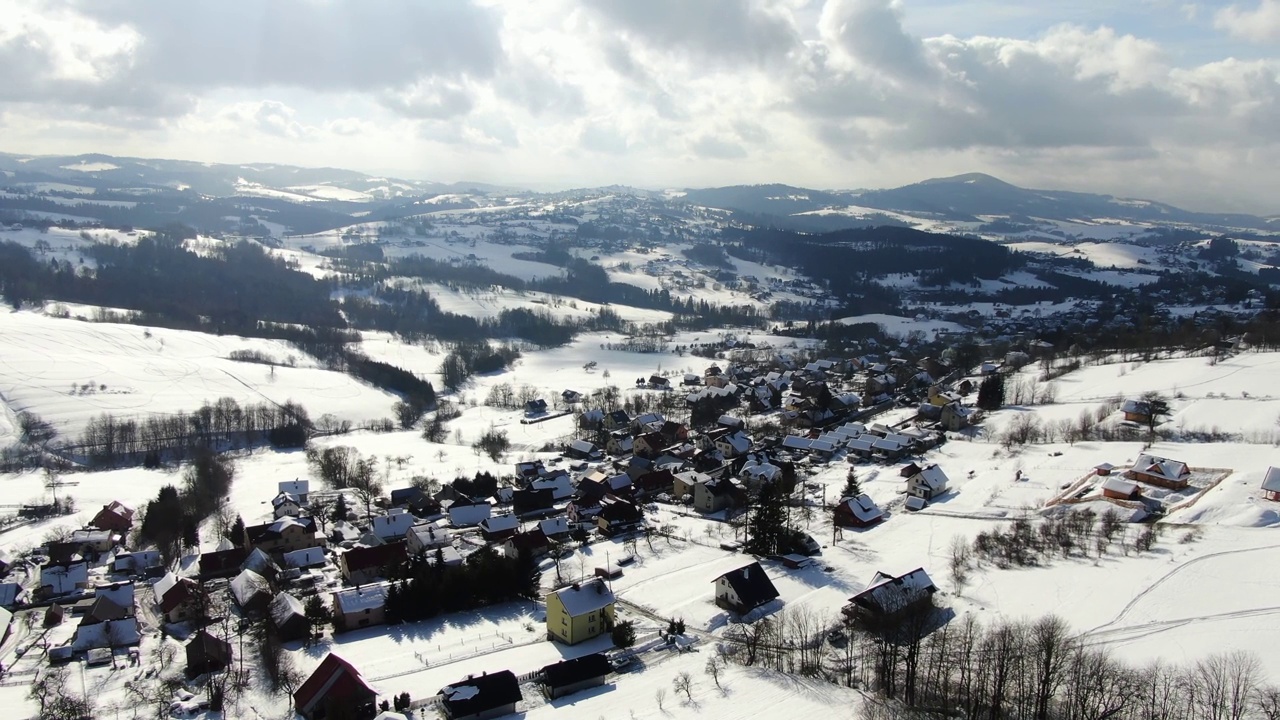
[0,0,1277,212]
[1215,0,1280,42]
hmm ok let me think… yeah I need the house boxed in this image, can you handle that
[1101,476,1141,501]
[503,528,550,560]
[713,562,780,615]
[531,472,574,501]
[426,545,465,567]
[112,550,161,575]
[40,560,89,598]
[905,464,950,500]
[1127,454,1191,490]
[439,670,523,720]
[1120,398,1152,424]
[282,547,327,570]
[279,480,311,505]
[541,653,611,700]
[834,494,884,528]
[272,491,302,519]
[71,612,139,650]
[648,374,671,390]
[605,432,634,456]
[269,592,311,642]
[603,409,631,431]
[659,420,689,445]
[1263,467,1280,502]
[230,569,272,615]
[694,476,744,514]
[538,516,571,540]
[199,547,249,579]
[1094,462,1117,477]
[715,431,751,458]
[242,547,281,580]
[844,568,937,622]
[340,543,406,586]
[566,439,598,460]
[634,468,676,497]
[546,579,616,645]
[370,509,417,542]
[717,415,746,431]
[447,497,493,527]
[294,653,378,720]
[186,629,232,676]
[561,389,583,404]
[68,529,115,555]
[154,572,202,623]
[478,514,519,542]
[389,487,441,517]
[525,398,548,415]
[406,523,453,556]
[595,496,643,537]
[633,432,666,459]
[333,584,389,631]
[940,402,976,432]
[91,500,135,533]
[244,516,326,554]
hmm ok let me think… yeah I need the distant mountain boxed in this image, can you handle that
[684,173,1276,232]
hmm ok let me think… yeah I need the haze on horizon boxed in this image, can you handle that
[1,0,1278,214]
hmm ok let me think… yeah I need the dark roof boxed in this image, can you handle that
[716,562,780,610]
[342,543,407,574]
[439,670,522,716]
[390,487,425,505]
[541,653,611,688]
[199,547,249,577]
[82,595,131,624]
[512,488,555,514]
[849,568,937,616]
[186,630,231,665]
[294,653,376,715]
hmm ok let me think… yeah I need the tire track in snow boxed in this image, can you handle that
[1082,542,1280,636]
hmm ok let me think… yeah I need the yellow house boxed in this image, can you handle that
[545,579,616,645]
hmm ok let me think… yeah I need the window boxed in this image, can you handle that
[589,613,595,621]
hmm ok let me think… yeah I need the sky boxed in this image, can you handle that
[0,0,1278,213]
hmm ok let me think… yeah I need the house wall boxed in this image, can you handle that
[714,578,741,612]
[449,702,519,720]
[548,677,606,700]
[340,604,386,630]
[1130,470,1188,489]
[546,594,615,645]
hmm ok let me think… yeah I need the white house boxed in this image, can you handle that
[278,480,310,505]
[370,509,417,542]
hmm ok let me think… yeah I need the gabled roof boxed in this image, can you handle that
[837,494,883,524]
[1132,454,1189,482]
[294,653,376,715]
[550,579,615,617]
[340,543,406,575]
[439,670,522,716]
[269,592,306,627]
[715,561,779,610]
[230,569,271,608]
[541,653,611,688]
[1101,476,1139,496]
[849,568,936,616]
[333,584,388,615]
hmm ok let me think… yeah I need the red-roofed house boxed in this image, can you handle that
[294,653,378,720]
[91,501,135,533]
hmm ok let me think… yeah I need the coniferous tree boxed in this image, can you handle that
[745,481,788,556]
[976,374,1006,411]
[842,469,862,500]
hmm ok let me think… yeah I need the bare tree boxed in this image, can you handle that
[705,656,724,689]
[949,536,972,596]
[673,671,694,700]
[655,688,666,710]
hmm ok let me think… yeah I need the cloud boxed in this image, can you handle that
[1215,0,1280,42]
[690,135,748,160]
[580,121,630,154]
[581,0,800,66]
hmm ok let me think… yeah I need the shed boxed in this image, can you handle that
[541,653,611,699]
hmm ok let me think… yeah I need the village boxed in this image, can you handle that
[0,340,1266,720]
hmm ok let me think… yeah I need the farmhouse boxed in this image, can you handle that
[439,670,523,720]
[541,652,611,699]
[834,494,884,528]
[1127,454,1191,490]
[294,653,378,720]
[185,630,232,676]
[154,572,202,623]
[844,568,937,622]
[244,516,325,554]
[91,500,135,533]
[713,562,780,615]
[904,463,950,501]
[546,579,616,645]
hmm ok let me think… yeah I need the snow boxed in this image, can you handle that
[835,313,965,338]
[0,309,399,442]
[60,162,120,172]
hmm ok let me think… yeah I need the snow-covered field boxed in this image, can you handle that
[0,309,399,443]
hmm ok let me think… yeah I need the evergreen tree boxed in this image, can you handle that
[229,514,245,545]
[842,469,862,500]
[976,374,1006,411]
[744,481,787,556]
[331,493,350,524]
[612,620,637,648]
[303,594,331,642]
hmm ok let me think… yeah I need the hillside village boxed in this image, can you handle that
[3,331,1278,719]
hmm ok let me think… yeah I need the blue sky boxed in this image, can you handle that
[0,0,1277,212]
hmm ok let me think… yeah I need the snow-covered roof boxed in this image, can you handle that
[851,568,936,616]
[1132,454,1189,481]
[279,480,309,496]
[840,494,883,523]
[230,569,270,607]
[449,501,492,527]
[333,583,388,614]
[551,579,616,617]
[782,435,811,450]
[914,464,950,491]
[479,514,518,533]
[282,547,326,569]
[270,592,305,625]
[569,439,596,454]
[1101,476,1139,496]
[371,511,417,540]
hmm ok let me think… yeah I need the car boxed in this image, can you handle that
[827,628,847,644]
[610,655,635,671]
